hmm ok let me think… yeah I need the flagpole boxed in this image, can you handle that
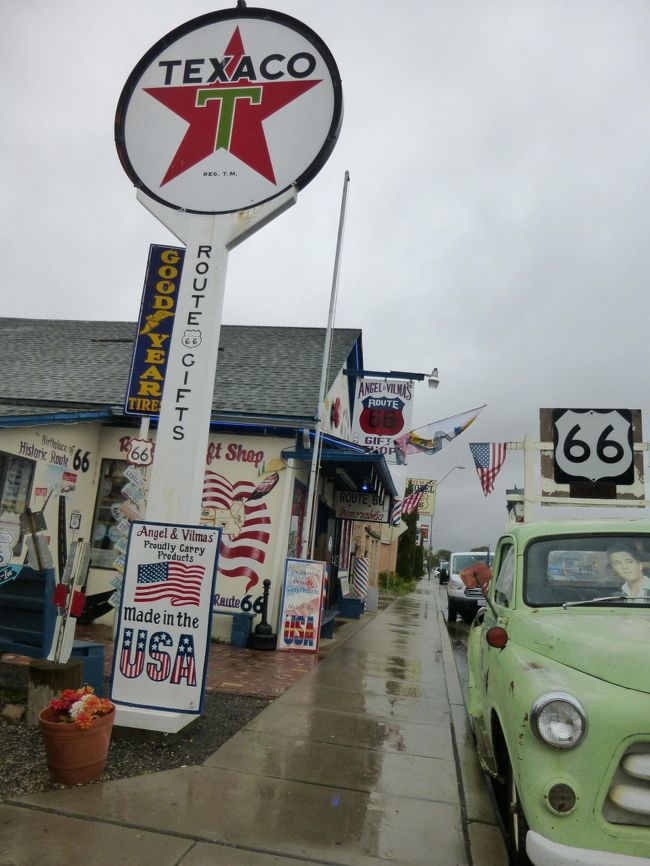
[302,171,350,559]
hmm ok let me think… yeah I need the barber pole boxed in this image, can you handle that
[352,557,369,602]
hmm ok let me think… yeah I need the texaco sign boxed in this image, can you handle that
[115,8,342,214]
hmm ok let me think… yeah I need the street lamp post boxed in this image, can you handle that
[429,465,465,564]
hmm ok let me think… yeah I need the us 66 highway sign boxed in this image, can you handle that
[552,409,635,485]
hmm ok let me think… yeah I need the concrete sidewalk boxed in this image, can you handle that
[1,580,506,866]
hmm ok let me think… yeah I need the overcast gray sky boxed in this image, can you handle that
[3,0,650,551]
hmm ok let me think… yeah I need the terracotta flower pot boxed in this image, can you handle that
[38,706,115,785]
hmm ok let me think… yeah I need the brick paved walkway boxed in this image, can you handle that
[1,623,326,701]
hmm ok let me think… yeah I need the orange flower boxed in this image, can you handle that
[45,685,114,728]
[75,711,94,730]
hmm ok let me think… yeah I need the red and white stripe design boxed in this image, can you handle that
[352,557,369,600]
[202,471,271,593]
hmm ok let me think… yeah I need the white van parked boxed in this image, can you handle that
[446,550,490,623]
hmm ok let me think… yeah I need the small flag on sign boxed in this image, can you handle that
[469,443,508,496]
[135,561,205,607]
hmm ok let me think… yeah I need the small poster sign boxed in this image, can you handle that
[110,520,220,714]
[277,558,326,653]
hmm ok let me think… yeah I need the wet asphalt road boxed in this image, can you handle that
[435,581,471,705]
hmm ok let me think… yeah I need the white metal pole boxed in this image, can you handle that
[523,433,535,522]
[303,171,350,559]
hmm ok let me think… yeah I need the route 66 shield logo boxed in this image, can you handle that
[359,396,406,437]
[553,409,634,484]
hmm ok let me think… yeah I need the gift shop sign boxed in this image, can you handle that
[115,8,342,215]
[351,379,414,455]
[111,521,220,714]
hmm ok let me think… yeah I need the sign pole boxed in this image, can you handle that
[138,189,297,525]
[113,6,342,733]
[303,171,350,558]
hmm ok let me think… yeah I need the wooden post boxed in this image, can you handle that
[27,659,83,728]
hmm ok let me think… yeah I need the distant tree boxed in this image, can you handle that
[414,540,424,578]
[434,548,451,565]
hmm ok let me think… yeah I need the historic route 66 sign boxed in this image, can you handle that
[553,409,634,485]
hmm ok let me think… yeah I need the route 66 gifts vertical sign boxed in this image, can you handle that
[540,408,644,502]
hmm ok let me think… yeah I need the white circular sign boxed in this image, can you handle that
[115,8,342,214]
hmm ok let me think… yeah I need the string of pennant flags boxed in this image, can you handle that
[382,405,510,521]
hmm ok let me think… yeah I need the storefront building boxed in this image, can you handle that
[0,318,396,644]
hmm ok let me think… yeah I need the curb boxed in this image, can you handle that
[437,603,508,866]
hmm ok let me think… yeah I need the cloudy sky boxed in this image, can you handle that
[3,0,650,552]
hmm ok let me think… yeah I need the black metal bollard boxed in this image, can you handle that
[250,578,277,650]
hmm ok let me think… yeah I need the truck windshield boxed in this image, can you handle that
[452,554,487,573]
[525,535,650,607]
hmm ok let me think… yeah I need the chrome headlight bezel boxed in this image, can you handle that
[531,692,587,750]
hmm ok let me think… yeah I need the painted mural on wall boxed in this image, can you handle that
[0,425,100,568]
[320,369,352,441]
[199,436,290,615]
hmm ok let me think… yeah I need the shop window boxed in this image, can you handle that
[90,459,129,568]
[338,519,352,574]
[287,480,307,559]
[0,451,35,553]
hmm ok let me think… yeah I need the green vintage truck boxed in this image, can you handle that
[467,519,650,866]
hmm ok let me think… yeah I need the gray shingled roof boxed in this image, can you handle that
[0,318,361,423]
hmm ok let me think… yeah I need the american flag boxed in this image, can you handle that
[401,489,424,515]
[135,561,204,606]
[202,471,271,593]
[469,442,508,496]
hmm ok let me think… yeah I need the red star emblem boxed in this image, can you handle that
[144,27,321,187]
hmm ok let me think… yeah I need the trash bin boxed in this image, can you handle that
[230,612,255,647]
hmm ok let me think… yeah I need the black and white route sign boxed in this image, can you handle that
[552,408,634,485]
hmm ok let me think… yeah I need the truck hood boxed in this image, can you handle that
[513,609,650,694]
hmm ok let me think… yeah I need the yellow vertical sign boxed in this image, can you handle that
[406,478,437,516]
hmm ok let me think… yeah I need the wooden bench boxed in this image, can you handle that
[0,566,105,694]
[320,607,339,639]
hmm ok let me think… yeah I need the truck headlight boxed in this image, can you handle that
[531,693,587,750]
[450,576,464,589]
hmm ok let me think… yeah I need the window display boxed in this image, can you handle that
[90,459,128,568]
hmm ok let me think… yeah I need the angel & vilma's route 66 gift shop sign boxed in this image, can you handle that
[351,379,414,452]
[115,7,342,214]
